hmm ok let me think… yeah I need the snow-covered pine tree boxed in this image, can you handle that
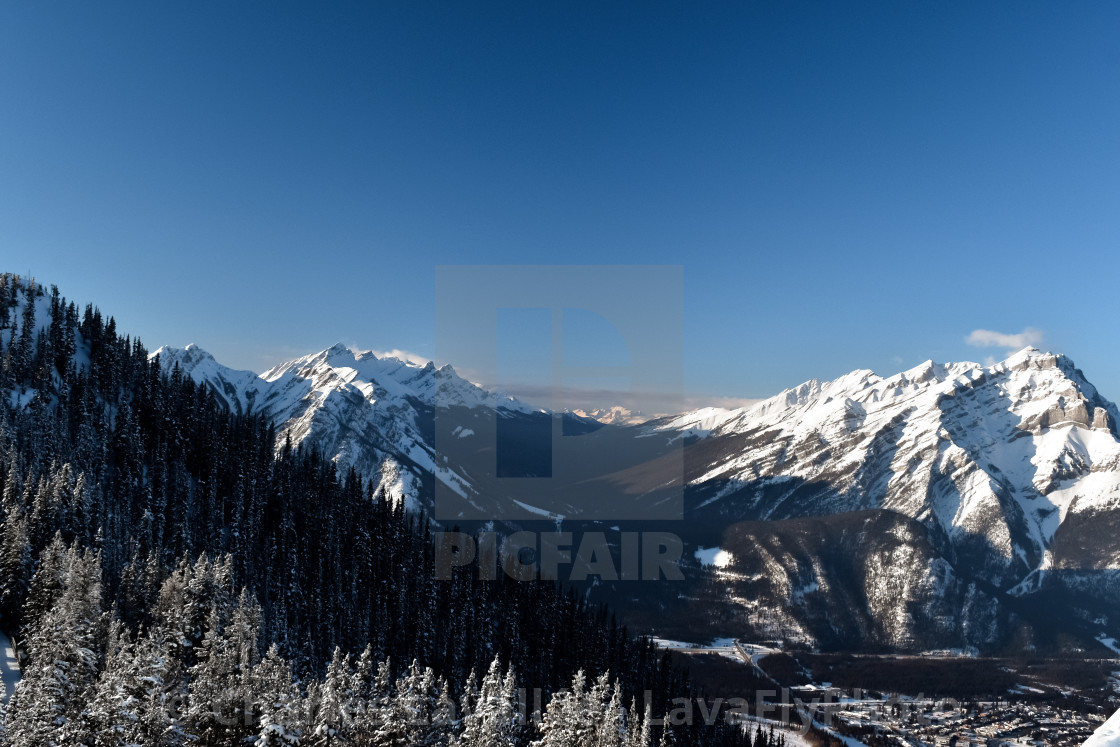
[185,605,254,746]
[428,677,457,746]
[460,656,522,747]
[0,507,32,626]
[6,545,105,746]
[452,668,479,747]
[80,618,138,745]
[313,647,355,746]
[626,701,653,747]
[344,643,376,739]
[252,644,302,747]
[371,658,442,746]
[154,553,234,668]
[531,668,600,747]
[134,625,187,747]
[354,643,375,704]
[19,531,66,637]
[500,663,528,746]
[78,619,181,747]
[352,656,395,745]
[593,678,625,747]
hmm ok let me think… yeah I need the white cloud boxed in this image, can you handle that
[371,348,431,367]
[966,327,1043,349]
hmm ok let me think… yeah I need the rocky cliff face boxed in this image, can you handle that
[702,511,997,651]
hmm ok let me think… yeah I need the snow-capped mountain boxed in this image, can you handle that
[643,347,1120,649]
[152,343,679,522]
[657,347,1120,581]
[152,343,536,509]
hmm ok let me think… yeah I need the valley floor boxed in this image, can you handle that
[658,637,1118,747]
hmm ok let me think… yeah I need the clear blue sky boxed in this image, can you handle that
[3,2,1119,406]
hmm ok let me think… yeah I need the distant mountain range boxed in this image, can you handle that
[155,342,1120,653]
[153,343,536,512]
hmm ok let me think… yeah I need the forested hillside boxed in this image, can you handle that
[0,275,751,746]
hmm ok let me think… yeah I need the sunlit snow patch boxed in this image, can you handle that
[1084,707,1120,747]
[695,546,733,568]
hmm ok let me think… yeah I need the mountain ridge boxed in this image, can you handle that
[154,340,1120,651]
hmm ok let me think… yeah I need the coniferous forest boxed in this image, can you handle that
[0,274,755,746]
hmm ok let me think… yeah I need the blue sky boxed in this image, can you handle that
[3,2,1120,407]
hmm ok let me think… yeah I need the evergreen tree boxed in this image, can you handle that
[532,669,596,747]
[252,644,302,747]
[0,508,32,626]
[6,545,104,746]
[21,532,67,638]
[626,702,654,747]
[185,605,253,746]
[372,659,441,746]
[80,619,180,747]
[461,656,522,747]
[594,679,625,747]
[429,678,457,747]
[313,647,355,745]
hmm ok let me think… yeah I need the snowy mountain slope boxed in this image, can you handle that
[655,348,1120,588]
[624,347,1120,650]
[1084,707,1120,747]
[153,343,542,509]
[151,344,678,521]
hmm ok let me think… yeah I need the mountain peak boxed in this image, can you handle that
[1001,344,1053,362]
[152,343,218,368]
[324,342,353,359]
[997,345,1064,374]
